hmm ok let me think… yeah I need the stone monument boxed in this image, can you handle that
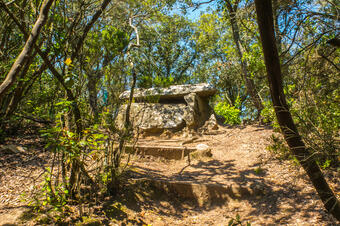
[116,83,217,134]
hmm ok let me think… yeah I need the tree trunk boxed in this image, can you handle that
[255,0,340,221]
[225,1,264,119]
[0,0,54,100]
[5,64,46,118]
[86,56,110,123]
[87,74,99,121]
[272,0,282,53]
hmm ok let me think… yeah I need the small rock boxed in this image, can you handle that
[196,143,210,151]
[0,145,26,154]
[190,144,212,158]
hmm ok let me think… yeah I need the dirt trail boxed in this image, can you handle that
[0,125,339,225]
[129,125,339,225]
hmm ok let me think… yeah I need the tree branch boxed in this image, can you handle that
[0,0,84,133]
[319,53,340,71]
[70,0,111,61]
[0,0,54,100]
[191,0,214,11]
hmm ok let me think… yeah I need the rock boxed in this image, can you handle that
[0,145,26,154]
[183,93,212,129]
[190,143,212,158]
[116,83,216,135]
[160,129,173,138]
[183,93,198,129]
[119,83,216,101]
[196,143,210,151]
[116,103,189,133]
[206,114,219,130]
[198,114,219,135]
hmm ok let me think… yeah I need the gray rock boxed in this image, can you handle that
[196,143,210,151]
[119,83,216,102]
[116,83,216,134]
[200,114,219,131]
[116,103,190,133]
[190,143,213,158]
[184,93,213,129]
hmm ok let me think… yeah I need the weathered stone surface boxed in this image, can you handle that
[190,143,213,158]
[184,93,213,129]
[116,83,216,134]
[119,83,216,101]
[124,145,196,160]
[116,103,191,133]
[200,114,219,132]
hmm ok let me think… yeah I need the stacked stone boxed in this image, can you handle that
[116,83,217,134]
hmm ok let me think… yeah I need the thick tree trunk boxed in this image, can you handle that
[255,0,340,221]
[272,0,282,53]
[0,0,54,100]
[225,1,264,119]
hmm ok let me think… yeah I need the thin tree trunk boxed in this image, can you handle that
[68,0,112,196]
[0,0,54,100]
[4,43,44,118]
[5,63,46,118]
[225,1,264,119]
[87,74,99,121]
[1,0,112,135]
[87,56,110,122]
[255,0,340,221]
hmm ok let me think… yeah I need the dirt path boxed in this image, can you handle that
[0,133,50,225]
[129,125,339,225]
[0,125,339,225]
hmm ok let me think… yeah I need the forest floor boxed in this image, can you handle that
[0,125,339,225]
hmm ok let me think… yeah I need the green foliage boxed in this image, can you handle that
[294,95,340,168]
[214,102,241,125]
[266,134,291,160]
[29,169,69,213]
[135,13,196,88]
[260,100,275,124]
[283,45,340,168]
[2,0,340,223]
[254,167,264,175]
[102,26,130,55]
[214,96,241,125]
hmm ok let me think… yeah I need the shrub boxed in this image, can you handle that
[214,101,241,125]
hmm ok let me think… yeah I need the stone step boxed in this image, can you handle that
[124,145,196,160]
[132,178,265,207]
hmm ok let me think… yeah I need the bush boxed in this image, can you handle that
[260,100,275,124]
[266,134,291,160]
[214,101,241,125]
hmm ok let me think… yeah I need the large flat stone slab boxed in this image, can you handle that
[125,145,196,160]
[132,179,264,208]
[119,83,216,101]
